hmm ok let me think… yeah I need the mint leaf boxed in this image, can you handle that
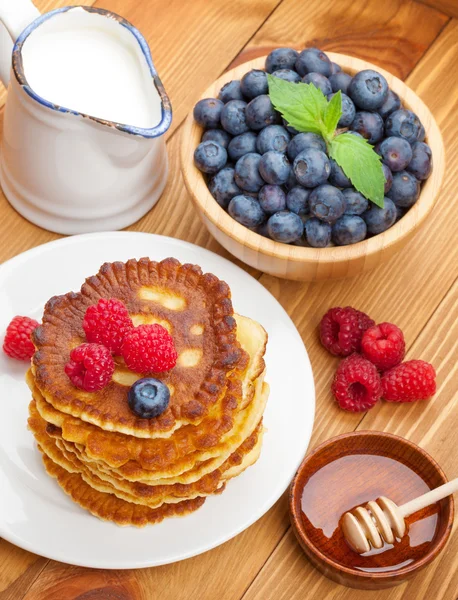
[329,133,385,207]
[323,91,342,139]
[267,74,327,136]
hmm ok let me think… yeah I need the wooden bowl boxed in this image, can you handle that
[180,53,445,281]
[289,431,454,589]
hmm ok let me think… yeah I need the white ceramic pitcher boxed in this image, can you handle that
[0,0,172,234]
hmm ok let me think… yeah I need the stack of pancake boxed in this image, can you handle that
[27,258,269,526]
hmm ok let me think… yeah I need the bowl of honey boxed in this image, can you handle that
[289,430,454,589]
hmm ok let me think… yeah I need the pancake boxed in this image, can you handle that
[28,314,267,471]
[40,453,206,527]
[29,400,263,509]
[31,258,248,438]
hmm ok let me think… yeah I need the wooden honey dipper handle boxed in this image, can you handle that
[399,477,458,518]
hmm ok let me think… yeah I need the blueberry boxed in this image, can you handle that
[293,148,330,187]
[259,151,291,185]
[266,47,299,73]
[417,123,426,143]
[128,378,170,419]
[228,131,258,162]
[385,109,422,145]
[330,62,342,74]
[382,163,393,194]
[351,112,384,144]
[309,184,345,223]
[245,95,280,131]
[221,100,249,135]
[377,89,401,120]
[305,217,331,247]
[387,171,420,207]
[285,169,298,190]
[193,98,224,129]
[234,152,264,192]
[228,194,265,228]
[218,80,244,103]
[332,215,367,245]
[241,69,268,99]
[258,185,286,214]
[256,220,271,238]
[283,118,300,135]
[329,72,352,94]
[194,141,227,174]
[287,132,327,161]
[327,92,356,128]
[256,125,291,154]
[302,72,332,95]
[272,69,302,83]
[348,130,363,138]
[363,197,397,234]
[202,128,232,149]
[208,167,241,208]
[342,188,369,215]
[329,158,352,188]
[378,136,413,172]
[286,186,310,216]
[295,47,332,77]
[348,69,388,110]
[406,142,432,180]
[267,211,304,243]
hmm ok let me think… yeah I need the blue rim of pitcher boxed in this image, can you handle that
[11,6,172,139]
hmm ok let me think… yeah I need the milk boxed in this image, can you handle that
[21,8,162,129]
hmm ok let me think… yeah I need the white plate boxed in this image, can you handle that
[0,232,314,569]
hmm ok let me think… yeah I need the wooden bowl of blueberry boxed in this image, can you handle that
[180,48,444,281]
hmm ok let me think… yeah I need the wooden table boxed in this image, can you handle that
[0,0,457,598]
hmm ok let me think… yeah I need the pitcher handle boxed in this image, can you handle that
[0,0,40,86]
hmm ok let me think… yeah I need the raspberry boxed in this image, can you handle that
[361,322,405,371]
[65,343,115,392]
[82,298,133,354]
[332,354,382,412]
[121,324,178,374]
[3,316,39,360]
[320,307,374,357]
[382,360,436,402]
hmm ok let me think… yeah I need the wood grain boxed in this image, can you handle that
[181,52,444,281]
[418,0,458,18]
[241,277,458,600]
[244,0,449,78]
[0,1,456,599]
[92,0,281,138]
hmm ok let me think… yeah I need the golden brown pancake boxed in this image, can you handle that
[31,258,249,437]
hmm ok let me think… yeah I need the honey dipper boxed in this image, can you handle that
[341,477,458,553]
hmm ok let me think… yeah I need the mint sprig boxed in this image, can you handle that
[267,74,384,207]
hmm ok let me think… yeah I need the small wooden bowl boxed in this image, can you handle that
[289,431,454,589]
[180,53,445,281]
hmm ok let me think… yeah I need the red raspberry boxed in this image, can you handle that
[320,307,375,357]
[121,324,178,374]
[65,343,115,392]
[332,354,382,412]
[361,322,405,371]
[382,360,436,402]
[82,298,133,354]
[3,316,39,360]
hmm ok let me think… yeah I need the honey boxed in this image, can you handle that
[300,454,439,572]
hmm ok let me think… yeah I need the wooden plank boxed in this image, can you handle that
[0,540,47,600]
[92,0,281,138]
[238,0,448,78]
[417,0,458,18]
[240,279,458,600]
